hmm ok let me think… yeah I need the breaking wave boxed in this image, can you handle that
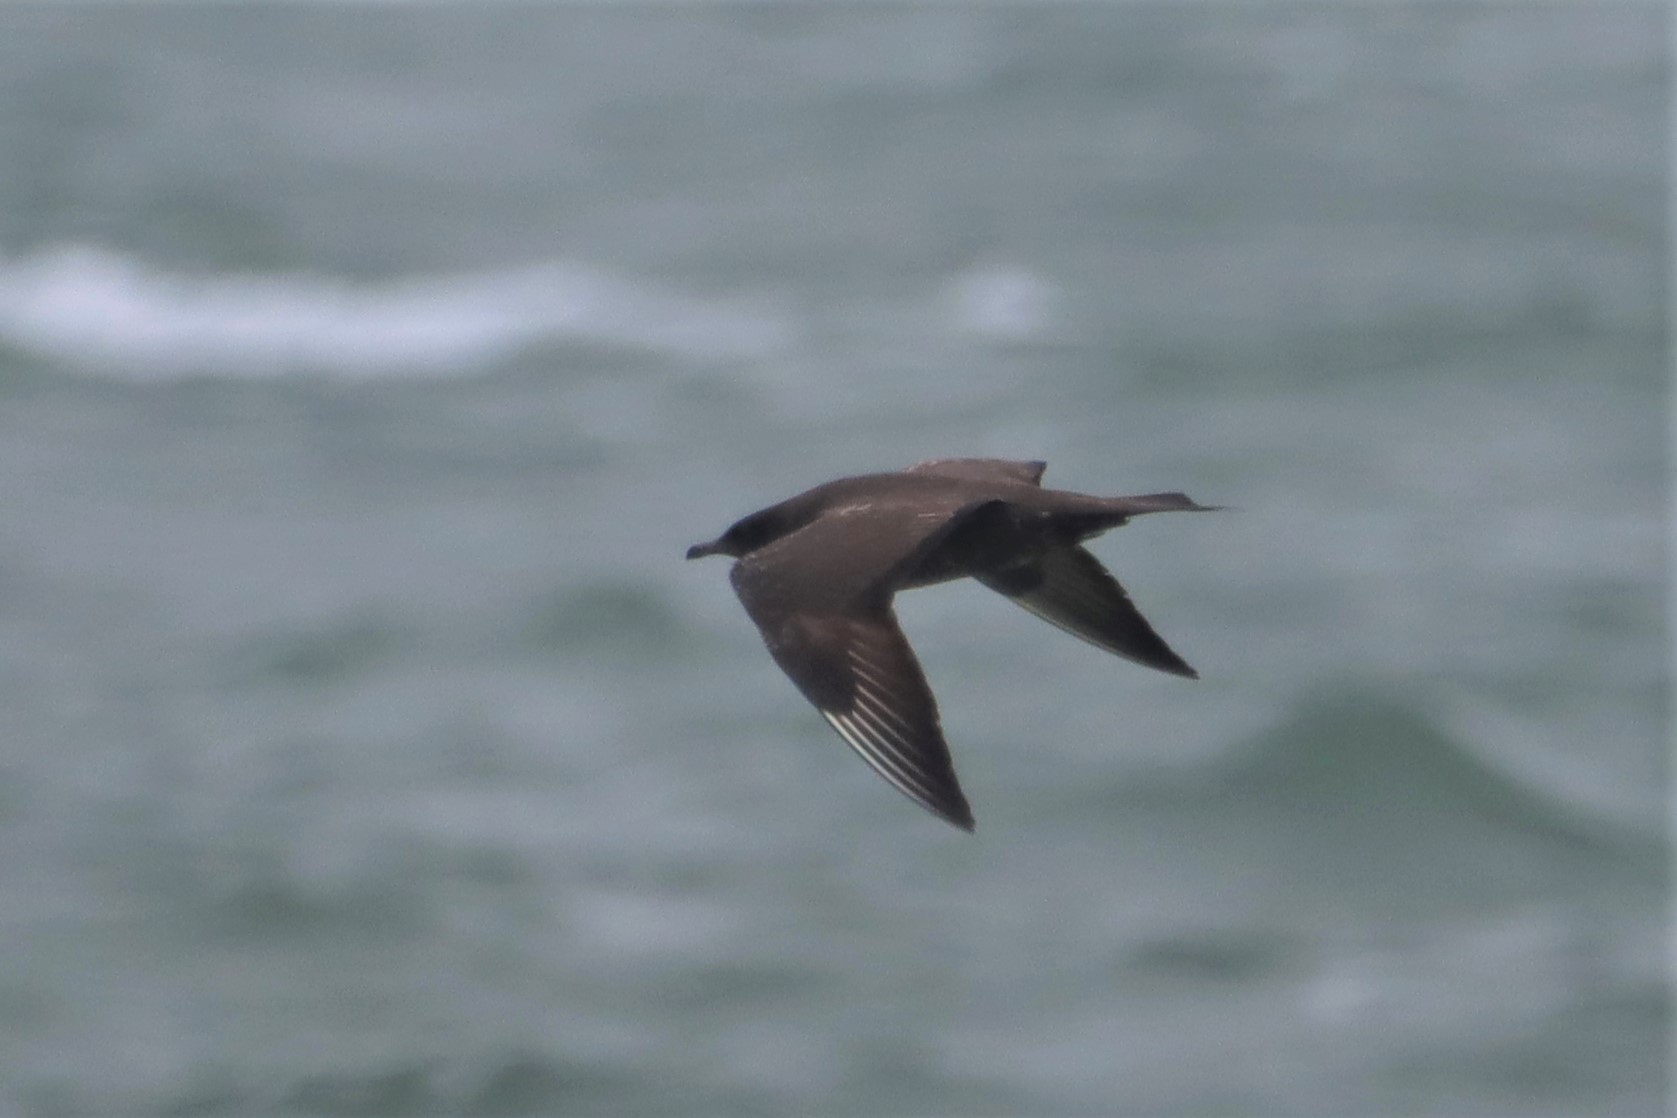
[0,243,793,379]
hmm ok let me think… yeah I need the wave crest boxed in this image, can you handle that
[1205,688,1663,866]
[0,244,791,379]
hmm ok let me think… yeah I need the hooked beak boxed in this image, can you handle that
[686,539,721,560]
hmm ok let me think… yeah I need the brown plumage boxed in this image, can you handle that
[686,458,1217,831]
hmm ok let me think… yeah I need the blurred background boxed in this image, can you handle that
[0,6,1667,1116]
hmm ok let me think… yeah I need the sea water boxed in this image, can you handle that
[0,7,1666,1115]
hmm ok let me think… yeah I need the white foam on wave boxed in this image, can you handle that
[0,244,792,379]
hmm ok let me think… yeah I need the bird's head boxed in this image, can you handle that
[684,535,732,560]
[685,506,791,560]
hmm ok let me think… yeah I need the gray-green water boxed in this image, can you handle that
[0,7,1667,1115]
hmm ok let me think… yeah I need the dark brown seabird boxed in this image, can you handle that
[686,458,1217,832]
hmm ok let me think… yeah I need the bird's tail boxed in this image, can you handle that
[1104,492,1225,516]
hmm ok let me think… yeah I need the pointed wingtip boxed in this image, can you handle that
[929,775,976,832]
[1159,656,1200,680]
[926,784,976,832]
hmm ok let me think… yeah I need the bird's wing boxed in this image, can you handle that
[977,546,1199,678]
[729,508,980,830]
[904,457,1046,486]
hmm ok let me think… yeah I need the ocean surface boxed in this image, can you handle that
[0,7,1667,1116]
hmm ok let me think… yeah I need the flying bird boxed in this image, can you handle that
[686,458,1217,831]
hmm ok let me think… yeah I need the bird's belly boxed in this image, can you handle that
[900,510,1079,589]
[897,552,996,589]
